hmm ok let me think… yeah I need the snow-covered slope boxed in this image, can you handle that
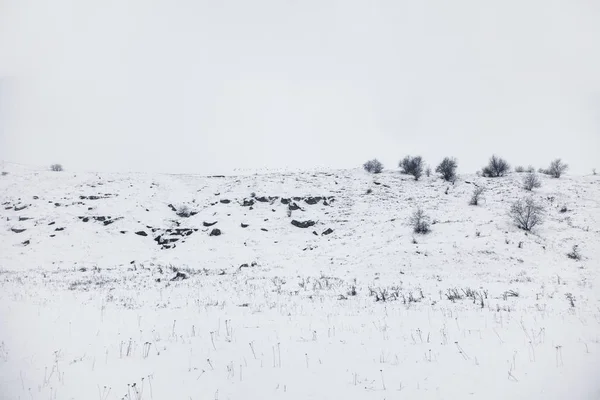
[1,166,599,399]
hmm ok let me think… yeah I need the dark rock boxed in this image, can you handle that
[209,228,222,236]
[322,228,334,236]
[255,196,269,202]
[293,197,302,201]
[280,198,290,204]
[49,234,55,238]
[203,221,218,227]
[135,231,148,236]
[33,196,39,200]
[14,205,28,211]
[168,204,177,212]
[242,199,255,207]
[19,217,31,221]
[96,216,107,222]
[11,228,26,233]
[291,220,315,228]
[120,231,127,234]
[103,220,114,226]
[312,231,318,235]
[55,227,65,231]
[22,240,30,246]
[81,217,89,222]
[288,202,301,211]
[374,182,381,185]
[261,228,268,232]
[48,221,56,225]
[4,206,12,210]
[239,263,249,270]
[219,199,231,204]
[241,223,249,228]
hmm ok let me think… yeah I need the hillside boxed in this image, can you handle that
[1,166,599,399]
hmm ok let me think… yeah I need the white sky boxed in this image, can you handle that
[1,0,599,174]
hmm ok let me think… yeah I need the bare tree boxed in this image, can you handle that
[509,197,544,231]
[514,166,525,173]
[50,164,64,172]
[363,159,383,174]
[522,172,542,191]
[469,186,485,206]
[425,166,431,177]
[409,208,431,234]
[399,156,424,180]
[435,157,458,182]
[547,159,568,178]
[482,155,510,177]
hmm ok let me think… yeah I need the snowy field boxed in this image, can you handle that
[1,165,599,399]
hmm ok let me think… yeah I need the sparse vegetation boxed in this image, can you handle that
[425,166,431,177]
[522,172,542,191]
[435,157,458,182]
[399,156,424,180]
[409,208,431,234]
[50,164,64,172]
[509,197,544,231]
[1,171,7,176]
[526,165,535,173]
[515,166,525,173]
[567,245,581,261]
[363,159,384,174]
[469,186,485,206]
[546,159,568,178]
[482,155,510,177]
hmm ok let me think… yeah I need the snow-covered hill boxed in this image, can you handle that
[1,166,599,399]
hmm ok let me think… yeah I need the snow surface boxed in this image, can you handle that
[1,165,599,399]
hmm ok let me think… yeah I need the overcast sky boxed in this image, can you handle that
[1,0,599,175]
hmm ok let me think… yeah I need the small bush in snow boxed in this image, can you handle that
[50,164,63,172]
[567,245,581,261]
[435,157,458,182]
[409,208,431,234]
[593,168,597,175]
[482,155,510,177]
[425,166,431,177]
[469,186,485,206]
[546,159,568,178]
[522,172,542,191]
[509,197,544,231]
[526,165,535,173]
[1,171,8,176]
[363,159,383,174]
[515,166,525,173]
[399,156,424,180]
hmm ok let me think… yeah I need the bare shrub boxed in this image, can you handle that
[363,159,383,174]
[515,166,525,173]
[526,165,535,173]
[522,172,542,191]
[435,157,458,182]
[547,159,568,178]
[593,168,596,175]
[425,166,431,177]
[509,197,544,231]
[469,186,485,206]
[409,208,431,234]
[399,156,424,180]
[50,164,64,172]
[1,171,8,176]
[482,155,510,177]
